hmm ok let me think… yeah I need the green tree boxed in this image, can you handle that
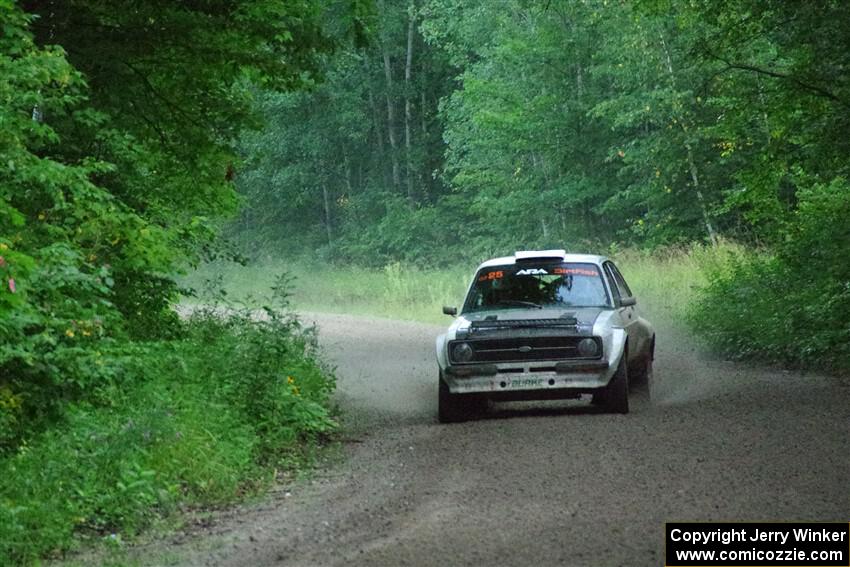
[1,0,362,447]
[232,0,458,263]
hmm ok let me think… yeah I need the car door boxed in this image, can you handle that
[604,261,650,365]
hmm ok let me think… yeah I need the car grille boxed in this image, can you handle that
[449,336,601,364]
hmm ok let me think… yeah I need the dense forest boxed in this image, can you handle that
[1,0,849,563]
[236,0,850,262]
[235,0,850,367]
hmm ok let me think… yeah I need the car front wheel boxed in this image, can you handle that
[630,353,653,400]
[604,356,629,414]
[629,337,655,400]
[438,373,483,423]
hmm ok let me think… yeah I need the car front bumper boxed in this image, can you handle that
[442,358,617,396]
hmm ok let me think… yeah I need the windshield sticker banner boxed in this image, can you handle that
[553,267,599,277]
[482,266,599,280]
[478,270,504,282]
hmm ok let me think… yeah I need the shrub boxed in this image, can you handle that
[691,178,850,370]
[0,275,336,565]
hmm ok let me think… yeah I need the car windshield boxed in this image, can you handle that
[463,262,611,312]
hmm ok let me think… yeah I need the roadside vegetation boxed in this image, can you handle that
[0,289,336,565]
[2,0,849,564]
[692,186,850,371]
[0,2,360,564]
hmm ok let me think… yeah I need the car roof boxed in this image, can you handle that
[477,250,609,270]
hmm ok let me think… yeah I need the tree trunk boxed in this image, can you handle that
[575,61,583,99]
[660,32,718,246]
[322,182,333,246]
[420,90,427,136]
[377,10,401,192]
[404,1,416,205]
[419,62,429,201]
[756,76,772,144]
[343,147,353,196]
[684,143,718,246]
[362,56,387,185]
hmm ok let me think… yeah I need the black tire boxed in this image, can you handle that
[629,337,655,400]
[604,356,629,414]
[438,373,478,423]
[630,354,654,400]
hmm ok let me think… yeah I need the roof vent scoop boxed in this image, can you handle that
[514,249,567,262]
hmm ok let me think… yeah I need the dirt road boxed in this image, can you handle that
[161,312,849,566]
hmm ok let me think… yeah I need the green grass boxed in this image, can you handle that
[184,261,472,324]
[184,246,722,325]
[613,246,715,325]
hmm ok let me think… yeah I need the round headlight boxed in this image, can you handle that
[452,342,474,362]
[577,338,599,357]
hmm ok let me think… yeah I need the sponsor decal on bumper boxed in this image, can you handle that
[444,368,613,394]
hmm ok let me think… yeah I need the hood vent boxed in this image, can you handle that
[470,317,578,330]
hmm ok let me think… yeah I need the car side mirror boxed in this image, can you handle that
[442,306,458,316]
[620,296,637,307]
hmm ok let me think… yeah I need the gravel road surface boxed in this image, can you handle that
[154,312,849,567]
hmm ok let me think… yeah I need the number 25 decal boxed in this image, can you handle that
[478,270,504,282]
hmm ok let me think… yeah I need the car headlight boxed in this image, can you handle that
[577,337,599,357]
[452,342,474,363]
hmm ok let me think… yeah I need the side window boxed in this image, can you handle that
[609,262,633,299]
[603,263,621,304]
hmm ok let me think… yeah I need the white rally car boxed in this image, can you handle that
[436,250,655,422]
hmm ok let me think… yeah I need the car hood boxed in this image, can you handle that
[463,306,604,323]
[447,306,607,338]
